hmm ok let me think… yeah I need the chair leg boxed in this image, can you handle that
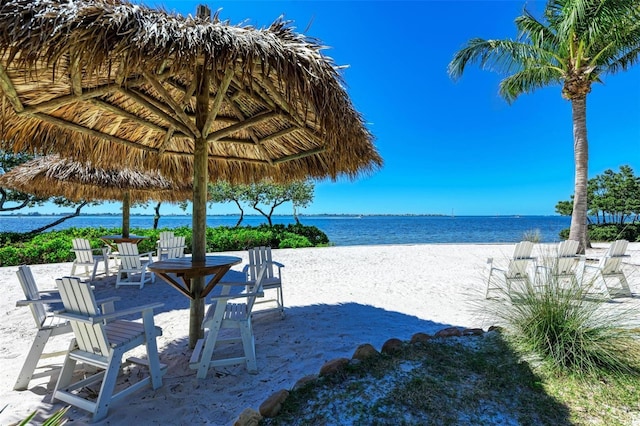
[13,329,53,390]
[485,270,493,299]
[277,285,285,318]
[91,261,99,281]
[93,350,124,422]
[197,321,223,379]
[239,321,257,374]
[53,340,79,401]
[619,274,632,297]
[142,312,163,389]
[139,271,146,289]
[597,273,612,299]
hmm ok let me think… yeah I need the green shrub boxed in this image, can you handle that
[0,224,329,267]
[286,223,330,246]
[0,245,22,266]
[558,223,640,242]
[483,270,640,377]
[278,233,313,248]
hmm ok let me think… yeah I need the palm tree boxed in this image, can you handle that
[448,0,640,253]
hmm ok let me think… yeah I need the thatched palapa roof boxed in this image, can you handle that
[0,0,382,183]
[0,0,382,346]
[0,155,192,203]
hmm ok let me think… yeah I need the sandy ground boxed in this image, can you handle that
[1,242,639,425]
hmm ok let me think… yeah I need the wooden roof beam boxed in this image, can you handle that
[272,146,326,164]
[19,78,144,114]
[120,87,195,138]
[88,98,187,138]
[26,111,158,153]
[143,70,201,138]
[0,62,24,112]
[206,110,278,142]
[223,93,274,165]
[202,66,234,139]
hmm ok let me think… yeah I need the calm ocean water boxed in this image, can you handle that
[0,215,571,246]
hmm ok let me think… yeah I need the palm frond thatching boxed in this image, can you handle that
[0,0,382,183]
[0,155,192,203]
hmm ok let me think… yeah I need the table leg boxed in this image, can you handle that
[189,276,205,349]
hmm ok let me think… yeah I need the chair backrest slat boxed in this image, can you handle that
[17,265,46,327]
[598,240,629,272]
[56,277,110,356]
[245,264,267,314]
[161,236,185,259]
[118,242,142,269]
[72,238,95,263]
[558,240,579,257]
[607,239,629,257]
[158,231,174,241]
[513,241,534,259]
[247,246,276,280]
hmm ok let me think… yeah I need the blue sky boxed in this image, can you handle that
[31,1,640,216]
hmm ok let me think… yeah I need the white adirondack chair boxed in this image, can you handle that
[535,240,582,287]
[115,242,155,289]
[13,265,74,390]
[156,235,186,260]
[156,231,176,259]
[486,241,535,298]
[53,276,165,422]
[584,239,632,298]
[14,266,120,392]
[70,238,110,281]
[243,246,285,317]
[190,264,267,379]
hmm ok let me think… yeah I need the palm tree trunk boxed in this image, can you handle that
[568,97,590,253]
[153,202,161,229]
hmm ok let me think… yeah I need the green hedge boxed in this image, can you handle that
[558,223,640,242]
[0,224,330,267]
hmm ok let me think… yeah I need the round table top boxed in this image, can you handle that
[147,255,242,275]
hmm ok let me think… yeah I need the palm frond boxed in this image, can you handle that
[499,66,564,102]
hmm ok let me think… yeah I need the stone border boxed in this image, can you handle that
[233,326,490,425]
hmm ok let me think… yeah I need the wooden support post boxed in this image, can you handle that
[122,191,130,238]
[189,3,212,349]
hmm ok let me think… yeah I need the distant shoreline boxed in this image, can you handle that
[0,213,559,218]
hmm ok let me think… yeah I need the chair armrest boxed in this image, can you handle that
[271,261,284,269]
[95,296,121,305]
[17,297,63,307]
[219,281,251,287]
[56,302,164,324]
[209,291,264,301]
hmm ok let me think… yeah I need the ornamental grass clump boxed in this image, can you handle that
[485,261,640,378]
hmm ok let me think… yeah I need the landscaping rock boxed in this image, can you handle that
[319,358,350,377]
[381,338,403,355]
[292,374,318,391]
[234,408,262,426]
[352,343,379,361]
[410,332,433,344]
[259,389,289,418]
[434,327,462,338]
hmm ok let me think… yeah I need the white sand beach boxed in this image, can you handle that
[1,242,639,425]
